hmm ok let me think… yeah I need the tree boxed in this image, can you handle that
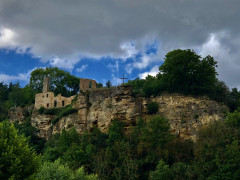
[8,82,25,107]
[30,67,80,97]
[149,161,173,180]
[106,80,112,88]
[159,49,218,95]
[193,121,240,179]
[96,83,103,88]
[36,160,98,180]
[0,121,40,179]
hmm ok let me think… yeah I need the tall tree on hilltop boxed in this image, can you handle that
[159,49,218,95]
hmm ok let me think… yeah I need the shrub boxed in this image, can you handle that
[51,106,78,125]
[147,102,159,114]
[43,108,60,115]
[36,160,98,180]
[38,106,45,114]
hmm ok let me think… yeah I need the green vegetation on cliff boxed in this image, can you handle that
[127,49,239,111]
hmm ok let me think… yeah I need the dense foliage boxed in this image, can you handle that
[30,67,80,97]
[36,111,240,179]
[127,49,239,111]
[0,82,35,121]
[0,121,40,179]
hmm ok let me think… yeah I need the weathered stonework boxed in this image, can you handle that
[8,105,34,123]
[79,79,97,92]
[43,77,50,93]
[34,77,75,109]
[30,86,228,141]
[34,92,75,109]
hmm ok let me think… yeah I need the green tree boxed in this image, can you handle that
[36,160,74,180]
[193,121,240,179]
[14,118,46,153]
[36,160,97,180]
[96,83,103,88]
[0,121,40,179]
[149,161,173,180]
[8,82,25,107]
[106,80,112,88]
[159,49,218,95]
[30,67,80,97]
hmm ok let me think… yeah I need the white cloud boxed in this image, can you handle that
[120,42,138,60]
[133,54,161,69]
[107,60,119,73]
[111,74,122,86]
[76,64,88,73]
[139,65,159,79]
[0,67,37,84]
[198,32,240,89]
[125,63,134,74]
[0,28,17,48]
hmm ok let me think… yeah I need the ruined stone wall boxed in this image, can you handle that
[79,79,97,92]
[43,77,50,93]
[34,92,75,109]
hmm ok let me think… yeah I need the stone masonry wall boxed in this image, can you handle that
[34,92,75,109]
[79,79,97,92]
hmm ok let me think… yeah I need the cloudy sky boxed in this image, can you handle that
[0,0,240,88]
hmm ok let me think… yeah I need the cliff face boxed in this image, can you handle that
[13,86,228,140]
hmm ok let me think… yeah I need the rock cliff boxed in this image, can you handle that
[10,86,228,140]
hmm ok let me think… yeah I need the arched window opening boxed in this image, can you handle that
[47,103,49,107]
[62,101,65,107]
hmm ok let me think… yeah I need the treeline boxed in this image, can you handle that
[1,110,240,179]
[0,82,35,120]
[127,49,240,111]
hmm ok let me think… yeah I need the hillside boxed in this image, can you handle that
[9,86,228,141]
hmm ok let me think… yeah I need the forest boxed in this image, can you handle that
[1,49,240,179]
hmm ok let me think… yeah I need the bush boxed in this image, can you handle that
[44,108,60,115]
[51,106,78,125]
[147,102,159,114]
[39,106,45,114]
[149,161,173,180]
[36,160,98,180]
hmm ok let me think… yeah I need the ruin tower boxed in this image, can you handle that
[43,77,50,93]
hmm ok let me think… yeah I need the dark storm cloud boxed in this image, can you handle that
[0,0,240,87]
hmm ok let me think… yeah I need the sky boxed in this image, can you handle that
[0,0,240,88]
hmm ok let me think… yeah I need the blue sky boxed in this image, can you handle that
[0,39,163,87]
[1,0,240,88]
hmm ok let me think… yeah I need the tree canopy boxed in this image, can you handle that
[30,67,80,97]
[159,49,218,95]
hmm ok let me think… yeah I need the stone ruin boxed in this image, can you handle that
[34,77,75,109]
[79,78,97,92]
[34,77,97,109]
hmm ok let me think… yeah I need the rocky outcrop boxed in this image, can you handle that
[28,86,228,140]
[8,105,34,123]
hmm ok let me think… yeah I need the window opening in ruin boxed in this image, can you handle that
[62,101,65,107]
[47,103,49,107]
[89,81,92,88]
[47,94,48,98]
[54,100,57,107]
